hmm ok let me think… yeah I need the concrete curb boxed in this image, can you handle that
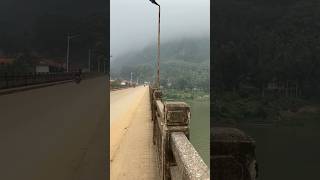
[0,80,73,96]
[110,87,130,91]
[110,85,144,92]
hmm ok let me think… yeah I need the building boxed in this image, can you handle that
[0,57,14,73]
[36,59,65,73]
[0,57,14,65]
[35,65,49,73]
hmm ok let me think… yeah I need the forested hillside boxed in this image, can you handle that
[111,37,209,91]
[212,0,320,123]
[0,0,107,73]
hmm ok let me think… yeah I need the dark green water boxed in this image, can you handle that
[189,100,210,166]
[239,120,320,180]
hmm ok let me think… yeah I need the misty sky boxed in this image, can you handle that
[111,0,210,59]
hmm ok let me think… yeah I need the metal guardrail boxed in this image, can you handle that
[150,87,210,180]
[0,72,103,90]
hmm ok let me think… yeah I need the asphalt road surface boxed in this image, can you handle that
[110,86,149,125]
[0,76,108,180]
[110,86,158,180]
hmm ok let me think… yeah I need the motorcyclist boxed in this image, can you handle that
[74,69,82,83]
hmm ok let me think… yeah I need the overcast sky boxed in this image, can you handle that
[111,0,210,59]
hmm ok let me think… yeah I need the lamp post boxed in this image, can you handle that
[88,49,91,73]
[66,33,80,72]
[104,58,107,74]
[130,72,133,86]
[107,55,112,75]
[149,0,161,88]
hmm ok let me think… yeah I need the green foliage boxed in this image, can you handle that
[110,80,124,89]
[211,0,320,125]
[0,13,107,69]
[213,0,320,98]
[212,89,320,125]
[163,88,209,102]
[111,37,209,91]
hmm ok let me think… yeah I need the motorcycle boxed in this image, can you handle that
[74,75,81,84]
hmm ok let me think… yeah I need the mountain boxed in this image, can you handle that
[111,36,209,91]
[0,0,107,69]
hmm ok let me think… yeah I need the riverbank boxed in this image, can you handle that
[213,91,320,126]
[163,88,209,101]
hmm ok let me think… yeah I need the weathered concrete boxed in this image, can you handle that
[156,100,164,119]
[164,101,190,126]
[0,77,108,180]
[211,127,257,180]
[150,87,210,180]
[171,132,210,180]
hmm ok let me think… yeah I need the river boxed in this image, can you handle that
[189,100,210,166]
[238,120,320,179]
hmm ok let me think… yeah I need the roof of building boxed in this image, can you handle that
[0,57,14,64]
[38,59,64,68]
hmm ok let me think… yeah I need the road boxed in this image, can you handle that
[0,77,108,180]
[110,86,149,125]
[110,86,159,180]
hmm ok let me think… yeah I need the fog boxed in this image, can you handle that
[111,0,210,59]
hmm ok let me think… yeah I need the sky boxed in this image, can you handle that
[110,0,210,59]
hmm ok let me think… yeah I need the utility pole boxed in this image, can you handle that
[109,55,113,76]
[66,33,79,72]
[149,0,161,88]
[157,5,160,88]
[104,59,106,74]
[88,49,91,72]
[98,60,100,73]
[66,35,70,72]
[130,72,133,85]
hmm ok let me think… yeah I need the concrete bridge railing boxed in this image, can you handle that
[0,72,103,90]
[149,87,210,180]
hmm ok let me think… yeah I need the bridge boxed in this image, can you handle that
[0,73,209,179]
[0,75,107,180]
[110,86,210,179]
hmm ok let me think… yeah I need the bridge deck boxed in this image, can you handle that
[110,86,159,180]
[0,77,107,180]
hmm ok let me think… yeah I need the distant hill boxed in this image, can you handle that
[0,0,107,69]
[111,36,209,91]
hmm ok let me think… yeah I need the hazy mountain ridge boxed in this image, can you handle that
[0,0,107,73]
[111,37,209,91]
[112,37,209,67]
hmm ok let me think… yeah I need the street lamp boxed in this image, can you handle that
[149,0,161,88]
[66,33,80,72]
[130,72,133,86]
[104,57,108,74]
[88,49,92,73]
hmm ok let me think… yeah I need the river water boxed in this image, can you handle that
[189,100,210,166]
[238,120,320,179]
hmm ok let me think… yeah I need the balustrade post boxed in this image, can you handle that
[162,102,190,180]
[152,89,162,147]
